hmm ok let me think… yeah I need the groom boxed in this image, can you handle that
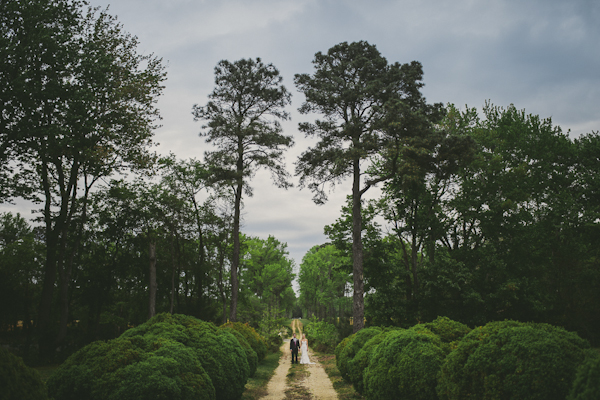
[290,333,300,364]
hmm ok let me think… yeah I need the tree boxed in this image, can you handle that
[0,0,166,357]
[240,235,294,315]
[298,244,351,321]
[193,58,293,321]
[295,41,441,331]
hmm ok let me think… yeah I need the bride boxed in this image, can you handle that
[299,333,315,364]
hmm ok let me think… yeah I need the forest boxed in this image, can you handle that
[1,1,600,399]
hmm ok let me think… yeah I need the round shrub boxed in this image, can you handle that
[421,316,471,345]
[347,328,401,395]
[363,328,446,400]
[567,352,600,400]
[337,327,382,382]
[221,322,267,361]
[0,347,48,400]
[219,326,258,377]
[122,313,249,400]
[47,336,215,400]
[335,335,351,362]
[437,320,591,400]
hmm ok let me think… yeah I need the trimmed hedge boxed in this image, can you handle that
[220,322,267,361]
[46,336,215,400]
[363,328,446,400]
[437,320,591,400]
[334,335,352,362]
[567,352,600,400]
[121,314,249,400]
[346,328,401,395]
[336,327,382,382]
[420,316,471,347]
[219,326,258,377]
[0,347,48,400]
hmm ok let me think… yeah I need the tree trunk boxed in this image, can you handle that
[217,237,227,324]
[230,147,244,322]
[352,158,364,333]
[148,239,157,319]
[170,249,176,314]
[37,163,59,359]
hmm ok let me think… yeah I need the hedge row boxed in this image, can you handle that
[47,314,267,400]
[0,347,48,400]
[335,317,598,400]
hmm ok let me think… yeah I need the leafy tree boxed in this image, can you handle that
[295,41,442,332]
[298,244,351,321]
[193,58,293,322]
[239,234,295,321]
[0,0,166,357]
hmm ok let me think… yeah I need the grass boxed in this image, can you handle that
[285,362,311,400]
[241,348,283,400]
[313,349,363,400]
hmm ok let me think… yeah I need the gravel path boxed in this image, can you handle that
[260,342,292,400]
[259,320,338,400]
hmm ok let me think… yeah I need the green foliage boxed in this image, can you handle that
[120,314,248,400]
[346,328,401,395]
[47,336,215,400]
[336,327,382,382]
[334,335,352,362]
[363,328,446,400]
[418,316,471,352]
[297,244,350,322]
[221,321,268,361]
[568,352,600,400]
[437,320,591,400]
[304,317,339,352]
[219,327,258,377]
[0,348,48,400]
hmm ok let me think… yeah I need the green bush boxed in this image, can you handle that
[334,335,351,361]
[336,327,382,382]
[567,352,600,400]
[420,316,471,346]
[0,347,48,400]
[334,334,352,377]
[363,328,445,400]
[46,336,215,400]
[304,317,339,352]
[221,321,268,361]
[346,328,401,395]
[121,313,249,400]
[219,327,258,377]
[437,320,591,400]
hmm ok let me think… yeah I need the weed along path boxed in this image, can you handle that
[259,320,338,400]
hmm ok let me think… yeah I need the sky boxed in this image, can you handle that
[3,0,600,269]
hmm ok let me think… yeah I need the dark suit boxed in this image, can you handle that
[290,337,300,364]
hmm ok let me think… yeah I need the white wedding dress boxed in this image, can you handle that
[299,340,314,364]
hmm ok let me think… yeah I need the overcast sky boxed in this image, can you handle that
[3,0,600,269]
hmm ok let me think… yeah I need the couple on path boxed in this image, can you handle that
[290,333,314,364]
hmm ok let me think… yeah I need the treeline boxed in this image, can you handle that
[297,102,600,345]
[0,197,295,353]
[2,0,600,366]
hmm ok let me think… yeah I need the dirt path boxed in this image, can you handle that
[259,319,338,400]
